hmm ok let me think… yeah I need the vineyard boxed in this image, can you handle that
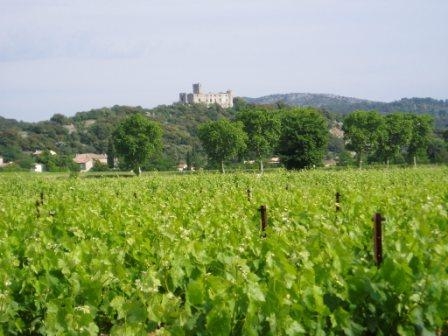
[0,167,447,335]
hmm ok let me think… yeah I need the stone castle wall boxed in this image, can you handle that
[179,83,233,108]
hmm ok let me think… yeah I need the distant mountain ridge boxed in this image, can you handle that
[243,94,448,128]
[244,92,372,107]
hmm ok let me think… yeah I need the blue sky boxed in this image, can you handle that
[1,0,447,122]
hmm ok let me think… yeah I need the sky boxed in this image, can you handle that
[1,0,447,122]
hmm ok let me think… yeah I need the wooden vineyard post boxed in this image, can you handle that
[335,192,341,212]
[35,200,41,218]
[373,213,385,267]
[259,205,267,238]
[36,191,44,218]
[247,188,252,201]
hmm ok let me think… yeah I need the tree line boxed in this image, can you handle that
[0,104,231,172]
[1,102,447,172]
[110,107,329,174]
[343,111,436,167]
[109,106,445,174]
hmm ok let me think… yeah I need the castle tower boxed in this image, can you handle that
[179,83,233,108]
[192,83,201,94]
[179,92,187,103]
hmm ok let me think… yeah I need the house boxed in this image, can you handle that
[268,157,280,164]
[0,156,13,168]
[177,161,188,172]
[324,159,337,167]
[33,163,44,173]
[33,150,57,156]
[73,153,107,172]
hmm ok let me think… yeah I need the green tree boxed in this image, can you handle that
[277,108,329,170]
[35,151,58,171]
[35,151,78,172]
[198,119,247,173]
[407,114,433,165]
[106,138,115,168]
[0,145,22,163]
[342,110,385,168]
[232,97,250,112]
[50,113,69,125]
[337,150,356,166]
[375,113,413,164]
[15,154,36,170]
[112,114,162,176]
[236,108,281,173]
[90,159,110,172]
[442,129,448,143]
[427,137,448,163]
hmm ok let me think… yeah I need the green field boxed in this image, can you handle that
[1,167,447,335]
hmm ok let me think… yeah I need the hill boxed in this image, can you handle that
[1,93,447,171]
[243,94,448,128]
[0,104,235,170]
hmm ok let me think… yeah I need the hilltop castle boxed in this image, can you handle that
[179,83,233,108]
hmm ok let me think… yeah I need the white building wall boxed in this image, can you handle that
[180,84,233,108]
[80,160,94,172]
[34,163,44,173]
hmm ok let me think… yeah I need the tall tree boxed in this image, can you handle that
[277,108,329,170]
[50,113,69,125]
[375,113,413,164]
[442,129,448,143]
[236,108,281,173]
[342,110,385,168]
[407,114,433,165]
[427,137,448,163]
[112,114,162,176]
[198,119,247,173]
